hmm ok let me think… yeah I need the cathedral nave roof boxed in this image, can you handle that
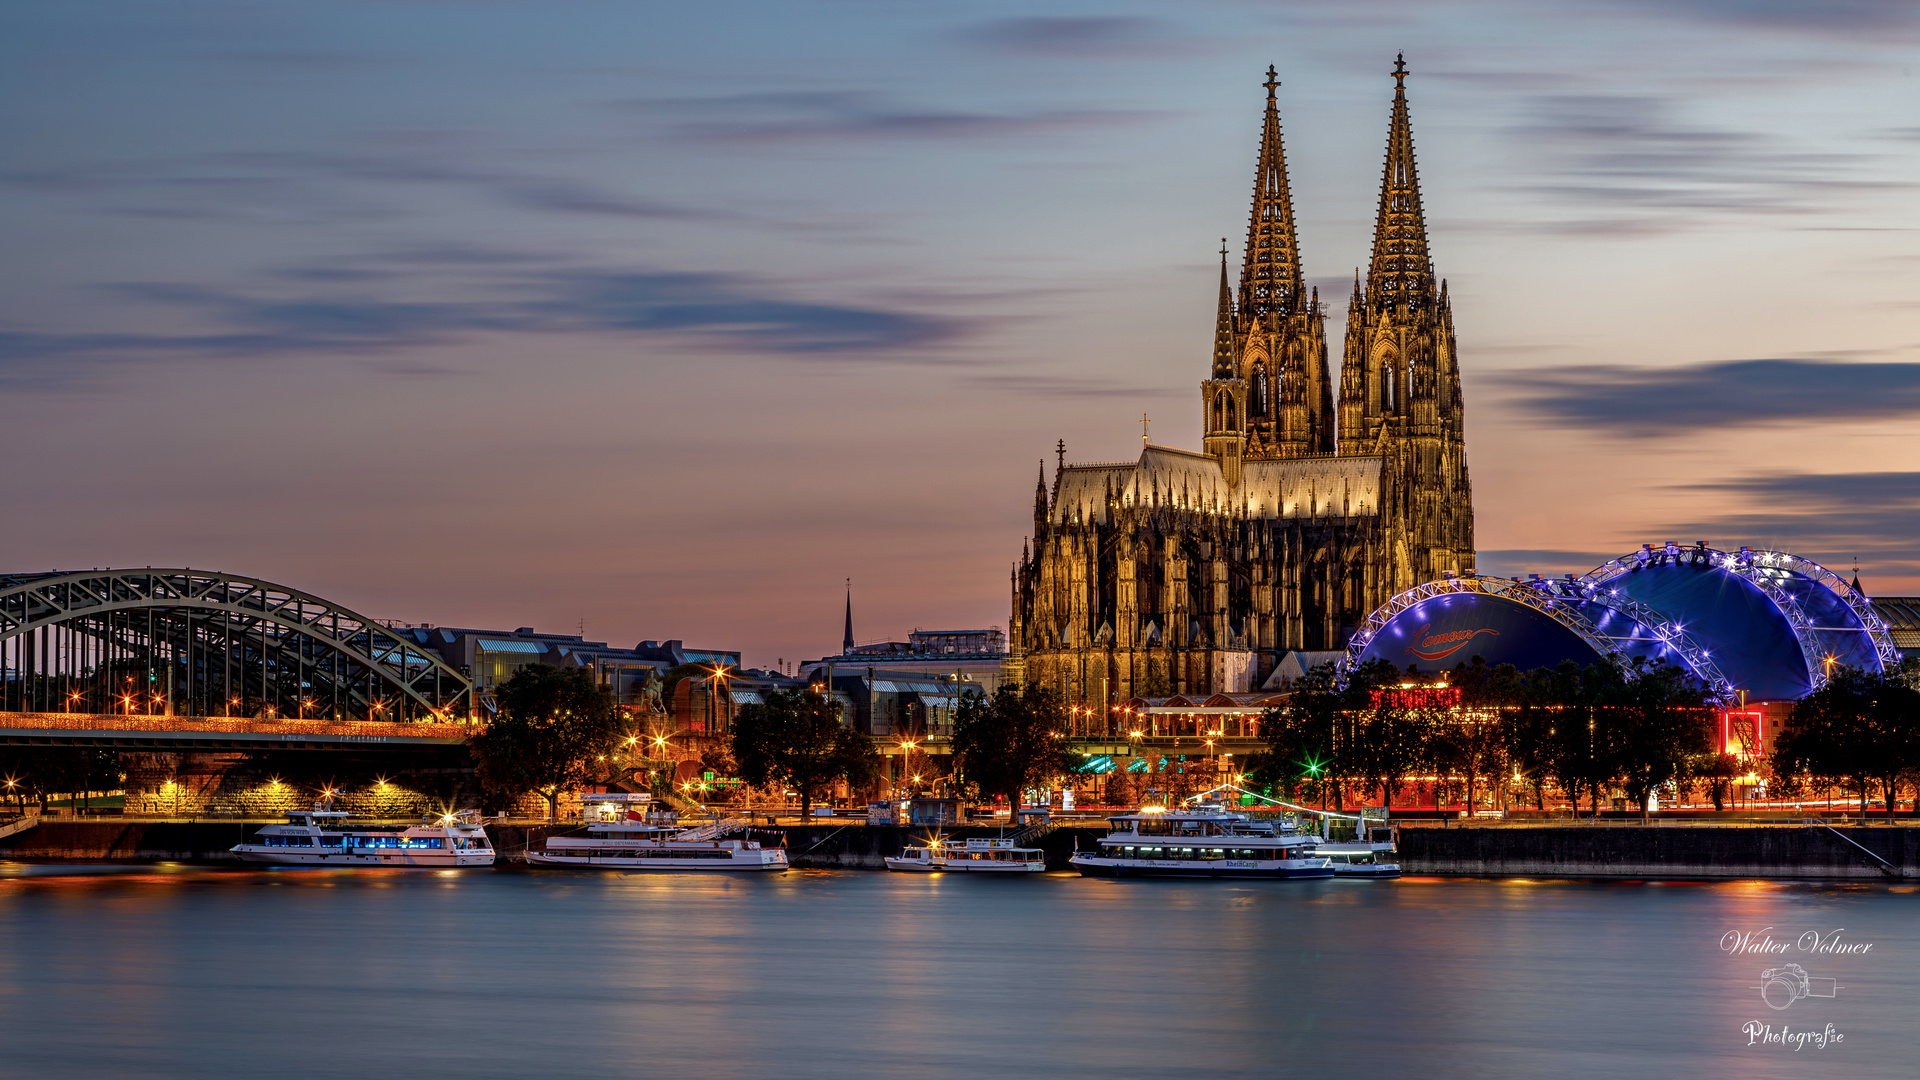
[1048,443,1381,524]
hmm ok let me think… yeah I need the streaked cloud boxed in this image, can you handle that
[1625,0,1920,35]
[636,90,1159,146]
[1473,548,1622,579]
[1663,472,1920,578]
[958,17,1209,59]
[0,264,969,386]
[1508,93,1906,227]
[1505,358,1920,435]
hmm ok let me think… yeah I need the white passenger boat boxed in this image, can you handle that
[231,804,495,868]
[885,837,1046,873]
[1314,840,1402,878]
[1068,807,1333,880]
[527,795,787,872]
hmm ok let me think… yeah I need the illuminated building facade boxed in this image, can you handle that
[1011,58,1474,705]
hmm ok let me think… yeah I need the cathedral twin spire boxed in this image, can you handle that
[1365,54,1434,311]
[1211,54,1450,465]
[1239,65,1305,324]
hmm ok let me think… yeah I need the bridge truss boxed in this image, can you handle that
[0,569,472,722]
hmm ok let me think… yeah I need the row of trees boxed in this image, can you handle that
[725,681,1072,817]
[0,748,125,813]
[1771,665,1920,821]
[1250,656,1718,819]
[466,665,1071,822]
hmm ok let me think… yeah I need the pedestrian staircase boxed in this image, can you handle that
[1806,819,1905,880]
[1007,819,1063,845]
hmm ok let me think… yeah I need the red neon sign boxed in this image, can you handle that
[1721,710,1762,757]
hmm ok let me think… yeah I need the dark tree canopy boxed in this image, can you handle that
[467,664,625,822]
[951,682,1072,817]
[1772,665,1920,820]
[731,688,880,818]
[0,747,124,813]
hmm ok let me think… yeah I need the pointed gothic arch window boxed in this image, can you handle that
[1377,347,1400,413]
[1252,366,1269,416]
[1225,395,1237,431]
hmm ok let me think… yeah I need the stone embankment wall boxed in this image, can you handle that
[1,820,256,861]
[1399,825,1920,880]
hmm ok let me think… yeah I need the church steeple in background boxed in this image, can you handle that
[842,581,855,653]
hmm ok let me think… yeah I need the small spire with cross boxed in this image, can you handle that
[1056,438,1066,475]
[1140,413,1150,444]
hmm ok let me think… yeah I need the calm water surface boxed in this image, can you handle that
[1,863,1914,1079]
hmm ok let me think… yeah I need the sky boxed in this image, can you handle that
[3,0,1918,670]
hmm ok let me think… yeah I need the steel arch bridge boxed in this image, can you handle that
[0,569,472,722]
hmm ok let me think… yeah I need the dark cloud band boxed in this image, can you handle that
[1504,357,1920,434]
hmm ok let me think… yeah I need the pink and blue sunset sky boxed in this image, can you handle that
[3,1,1918,668]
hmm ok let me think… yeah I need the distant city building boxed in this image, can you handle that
[805,668,982,740]
[805,587,1011,694]
[397,626,743,713]
[844,628,1005,658]
[1870,597,1920,663]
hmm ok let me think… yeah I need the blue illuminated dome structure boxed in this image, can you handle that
[1345,546,1899,703]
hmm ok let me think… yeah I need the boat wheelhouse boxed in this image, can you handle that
[884,837,1046,873]
[231,805,495,868]
[1068,807,1333,880]
[527,794,787,872]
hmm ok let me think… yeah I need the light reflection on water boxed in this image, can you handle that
[0,864,1913,1079]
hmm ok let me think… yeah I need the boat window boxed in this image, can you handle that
[258,835,315,847]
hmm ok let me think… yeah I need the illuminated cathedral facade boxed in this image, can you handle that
[1010,58,1474,701]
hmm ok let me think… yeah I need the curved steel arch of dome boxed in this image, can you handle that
[1345,576,1619,670]
[0,568,471,716]
[1345,576,1735,700]
[1580,547,1898,691]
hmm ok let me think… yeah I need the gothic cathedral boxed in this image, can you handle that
[1010,58,1474,701]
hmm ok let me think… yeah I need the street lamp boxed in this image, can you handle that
[706,664,735,734]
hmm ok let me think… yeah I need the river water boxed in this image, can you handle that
[0,863,1913,1079]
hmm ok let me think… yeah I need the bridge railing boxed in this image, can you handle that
[0,711,476,740]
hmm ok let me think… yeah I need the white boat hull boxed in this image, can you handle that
[1332,863,1402,878]
[1070,854,1335,879]
[526,849,787,872]
[232,848,495,868]
[883,857,1045,873]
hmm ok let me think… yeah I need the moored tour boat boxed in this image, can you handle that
[527,794,787,872]
[1068,807,1333,880]
[885,837,1046,873]
[231,804,495,868]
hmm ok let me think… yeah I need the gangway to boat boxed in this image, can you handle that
[674,816,750,842]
